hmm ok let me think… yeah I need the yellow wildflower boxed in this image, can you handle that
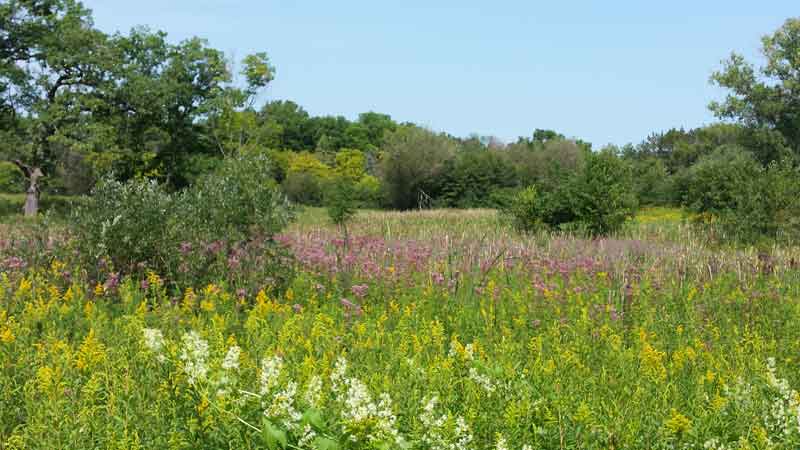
[664,409,691,436]
[76,329,107,371]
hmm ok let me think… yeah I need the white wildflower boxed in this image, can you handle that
[342,377,375,423]
[419,396,473,450]
[468,367,497,393]
[330,356,348,393]
[260,355,283,394]
[464,343,475,361]
[495,434,509,450]
[764,357,800,438]
[265,381,302,430]
[297,423,317,448]
[304,375,323,408]
[221,345,241,371]
[454,416,474,450]
[179,331,209,385]
[333,363,403,446]
[142,328,166,362]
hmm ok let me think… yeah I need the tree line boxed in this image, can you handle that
[2,2,800,242]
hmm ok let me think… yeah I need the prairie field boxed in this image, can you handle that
[2,208,800,450]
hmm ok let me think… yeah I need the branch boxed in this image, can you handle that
[12,159,32,178]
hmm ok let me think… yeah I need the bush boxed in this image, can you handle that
[380,126,456,209]
[180,152,295,242]
[503,150,637,236]
[71,177,178,273]
[574,150,638,235]
[683,145,760,214]
[282,171,325,205]
[0,161,25,193]
[502,186,543,233]
[71,153,295,288]
[684,147,800,244]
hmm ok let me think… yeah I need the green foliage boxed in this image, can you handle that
[629,157,675,206]
[502,185,543,233]
[710,18,800,163]
[180,152,294,243]
[71,177,178,273]
[71,152,294,280]
[684,146,800,245]
[437,149,517,208]
[0,161,24,193]
[380,126,457,210]
[504,150,637,236]
[0,193,85,218]
[506,138,588,188]
[326,178,357,230]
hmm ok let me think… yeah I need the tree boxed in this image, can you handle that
[260,100,314,151]
[205,52,275,156]
[710,18,800,164]
[102,28,235,187]
[0,0,108,214]
[380,125,456,210]
[1,2,258,213]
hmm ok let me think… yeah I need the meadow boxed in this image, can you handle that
[2,208,800,449]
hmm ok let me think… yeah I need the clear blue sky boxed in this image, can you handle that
[83,1,796,147]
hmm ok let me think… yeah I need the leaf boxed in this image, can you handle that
[301,408,326,431]
[261,418,288,450]
[312,436,340,450]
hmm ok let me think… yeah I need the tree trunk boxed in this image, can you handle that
[23,182,39,216]
[12,160,43,217]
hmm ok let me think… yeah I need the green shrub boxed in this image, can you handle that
[574,150,638,235]
[71,177,179,274]
[502,186,543,233]
[71,153,295,285]
[684,147,800,244]
[0,161,25,193]
[180,152,295,243]
[380,126,456,209]
[282,171,325,205]
[503,150,637,236]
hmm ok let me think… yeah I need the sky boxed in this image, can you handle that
[82,1,797,147]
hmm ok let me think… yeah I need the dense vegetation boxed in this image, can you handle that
[3,2,800,243]
[4,2,800,449]
[4,209,800,449]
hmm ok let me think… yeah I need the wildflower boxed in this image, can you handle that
[269,382,303,429]
[664,409,692,436]
[260,355,283,394]
[297,423,317,448]
[330,356,348,393]
[221,345,241,371]
[468,367,496,393]
[76,329,106,371]
[179,331,209,385]
[351,284,369,298]
[304,375,323,408]
[142,328,166,362]
[495,434,509,450]
[764,357,800,438]
[103,272,120,293]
